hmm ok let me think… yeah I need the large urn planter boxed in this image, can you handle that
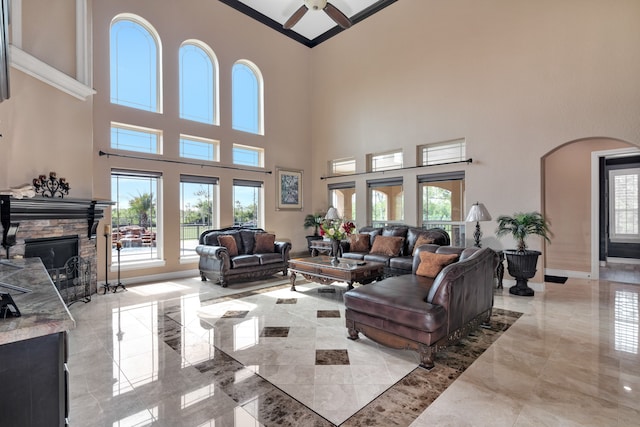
[504,250,541,296]
[496,211,551,298]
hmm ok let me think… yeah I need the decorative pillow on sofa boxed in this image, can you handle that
[349,234,370,252]
[369,235,404,257]
[218,235,239,257]
[254,233,276,253]
[416,251,459,278]
[412,235,435,255]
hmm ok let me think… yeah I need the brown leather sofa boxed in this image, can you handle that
[195,226,291,287]
[341,226,451,275]
[343,244,498,369]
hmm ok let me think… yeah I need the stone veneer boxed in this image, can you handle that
[0,196,109,296]
[4,218,99,295]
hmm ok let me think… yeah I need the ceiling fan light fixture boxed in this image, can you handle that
[304,0,328,11]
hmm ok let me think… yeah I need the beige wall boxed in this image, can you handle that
[91,0,312,280]
[309,0,640,269]
[544,138,632,273]
[0,0,93,197]
[3,0,640,283]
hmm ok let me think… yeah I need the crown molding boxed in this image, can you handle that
[10,46,95,100]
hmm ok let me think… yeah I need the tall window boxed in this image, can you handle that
[610,168,640,242]
[110,15,161,112]
[233,144,264,167]
[233,179,263,228]
[368,178,403,226]
[111,170,162,265]
[418,172,465,246]
[179,41,218,124]
[419,139,466,166]
[111,122,162,154]
[180,135,219,162]
[329,182,356,220]
[180,175,218,258]
[232,60,263,135]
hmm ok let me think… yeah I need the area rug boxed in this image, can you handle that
[194,281,522,426]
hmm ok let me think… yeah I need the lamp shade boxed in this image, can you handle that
[325,207,340,220]
[465,202,491,222]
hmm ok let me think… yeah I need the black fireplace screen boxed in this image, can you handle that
[24,235,90,305]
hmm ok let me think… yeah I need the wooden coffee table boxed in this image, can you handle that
[288,256,385,291]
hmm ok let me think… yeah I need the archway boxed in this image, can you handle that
[542,137,640,281]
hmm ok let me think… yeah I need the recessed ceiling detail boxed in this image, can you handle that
[218,0,398,47]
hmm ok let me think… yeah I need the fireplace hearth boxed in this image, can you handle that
[0,196,111,296]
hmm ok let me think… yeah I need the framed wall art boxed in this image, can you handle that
[276,167,303,210]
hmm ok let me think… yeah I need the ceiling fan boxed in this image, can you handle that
[284,0,353,30]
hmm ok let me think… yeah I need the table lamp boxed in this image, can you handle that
[465,202,491,247]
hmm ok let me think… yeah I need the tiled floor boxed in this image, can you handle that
[67,273,640,426]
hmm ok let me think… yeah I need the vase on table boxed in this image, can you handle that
[330,239,340,265]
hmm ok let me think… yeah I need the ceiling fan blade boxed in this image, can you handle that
[324,2,352,29]
[284,5,308,30]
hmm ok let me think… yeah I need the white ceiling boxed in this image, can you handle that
[219,0,397,47]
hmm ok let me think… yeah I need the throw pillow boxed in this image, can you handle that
[218,235,239,257]
[416,251,459,278]
[369,235,404,257]
[254,233,276,253]
[412,235,435,255]
[349,233,370,252]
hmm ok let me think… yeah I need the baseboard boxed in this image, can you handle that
[544,268,592,280]
[114,269,201,286]
[606,257,640,265]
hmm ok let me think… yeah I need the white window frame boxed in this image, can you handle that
[609,167,640,243]
[419,138,466,166]
[368,150,403,172]
[111,122,162,155]
[110,13,163,113]
[179,134,219,162]
[110,170,164,270]
[329,158,356,175]
[232,143,264,168]
[179,40,219,125]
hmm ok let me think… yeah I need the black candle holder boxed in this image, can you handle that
[32,172,70,198]
[102,231,111,294]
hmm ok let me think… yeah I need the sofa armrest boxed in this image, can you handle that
[196,245,227,259]
[275,241,292,260]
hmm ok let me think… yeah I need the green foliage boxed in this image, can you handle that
[303,213,324,235]
[496,212,551,252]
[129,192,155,228]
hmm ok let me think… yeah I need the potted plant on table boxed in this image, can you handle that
[304,212,324,254]
[496,211,551,297]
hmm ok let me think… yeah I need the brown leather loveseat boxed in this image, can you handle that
[343,244,498,369]
[196,226,291,287]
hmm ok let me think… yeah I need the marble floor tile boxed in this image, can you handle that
[66,273,638,426]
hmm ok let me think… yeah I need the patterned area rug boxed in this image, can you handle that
[193,281,522,426]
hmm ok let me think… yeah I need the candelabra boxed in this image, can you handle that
[102,224,111,294]
[32,172,70,198]
[113,242,126,292]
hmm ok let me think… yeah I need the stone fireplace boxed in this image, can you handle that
[0,196,110,295]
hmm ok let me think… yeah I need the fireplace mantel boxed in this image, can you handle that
[0,196,113,250]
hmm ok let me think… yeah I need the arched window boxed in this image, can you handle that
[179,40,218,124]
[110,15,161,112]
[232,60,263,135]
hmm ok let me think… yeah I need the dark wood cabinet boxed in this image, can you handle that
[0,331,68,427]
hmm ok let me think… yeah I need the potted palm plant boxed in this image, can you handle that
[304,212,324,254]
[496,212,551,296]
